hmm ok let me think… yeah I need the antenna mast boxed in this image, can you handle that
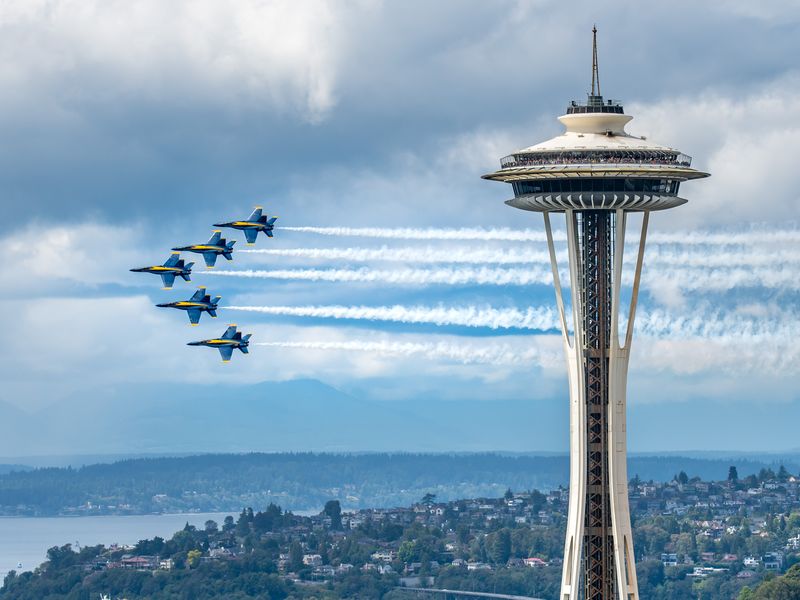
[591,25,601,96]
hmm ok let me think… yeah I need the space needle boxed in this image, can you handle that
[482,29,709,600]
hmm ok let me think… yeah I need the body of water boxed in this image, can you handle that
[0,512,233,581]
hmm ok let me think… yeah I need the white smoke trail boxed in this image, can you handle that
[649,229,800,245]
[227,304,559,330]
[254,340,560,367]
[227,303,800,339]
[278,225,800,246]
[240,245,798,269]
[199,266,554,286]
[200,265,800,290]
[241,246,554,264]
[634,309,800,341]
[277,226,550,242]
[253,335,796,374]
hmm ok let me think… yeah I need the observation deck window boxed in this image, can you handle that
[499,150,692,169]
[512,178,680,196]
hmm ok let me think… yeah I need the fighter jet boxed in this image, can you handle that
[172,231,235,268]
[130,253,194,289]
[214,207,277,244]
[156,287,220,325]
[188,324,251,362]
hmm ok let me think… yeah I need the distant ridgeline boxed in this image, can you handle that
[1,453,799,517]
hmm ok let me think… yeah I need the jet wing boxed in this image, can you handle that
[221,325,238,339]
[244,229,258,244]
[218,346,234,362]
[190,288,206,301]
[187,309,202,325]
[160,273,176,288]
[207,231,222,246]
[164,253,181,267]
[202,252,218,268]
[247,207,263,222]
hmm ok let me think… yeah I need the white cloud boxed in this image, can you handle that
[0,0,372,123]
[629,75,800,228]
[0,222,145,292]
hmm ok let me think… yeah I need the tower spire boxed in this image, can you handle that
[591,25,600,96]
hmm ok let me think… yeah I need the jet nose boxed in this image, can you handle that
[156,303,169,307]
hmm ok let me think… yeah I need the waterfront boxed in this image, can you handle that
[0,512,231,581]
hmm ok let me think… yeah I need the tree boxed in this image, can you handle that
[456,524,471,546]
[222,515,235,533]
[398,540,417,564]
[187,549,202,568]
[489,529,512,565]
[728,466,739,483]
[504,488,514,501]
[324,499,343,530]
[204,519,218,534]
[741,563,800,599]
[676,471,689,485]
[421,493,436,505]
[236,509,252,537]
[758,468,776,482]
[289,541,304,572]
[3,570,16,589]
[778,465,790,482]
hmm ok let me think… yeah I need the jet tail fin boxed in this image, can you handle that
[181,264,194,281]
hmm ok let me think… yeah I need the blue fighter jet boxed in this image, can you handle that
[214,207,277,244]
[130,253,194,289]
[156,287,221,325]
[188,324,251,362]
[172,231,235,268]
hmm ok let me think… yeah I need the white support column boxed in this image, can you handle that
[547,210,587,600]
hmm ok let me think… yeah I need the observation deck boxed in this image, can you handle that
[483,95,709,212]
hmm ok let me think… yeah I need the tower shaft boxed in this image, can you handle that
[579,211,614,600]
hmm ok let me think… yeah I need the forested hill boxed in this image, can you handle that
[1,452,799,516]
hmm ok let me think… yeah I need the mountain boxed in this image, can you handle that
[1,378,799,457]
[0,379,567,456]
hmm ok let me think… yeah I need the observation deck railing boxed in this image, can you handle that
[500,151,692,169]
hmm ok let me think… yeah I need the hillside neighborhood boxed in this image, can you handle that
[3,468,800,599]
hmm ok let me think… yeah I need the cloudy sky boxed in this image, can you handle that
[1,0,799,455]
